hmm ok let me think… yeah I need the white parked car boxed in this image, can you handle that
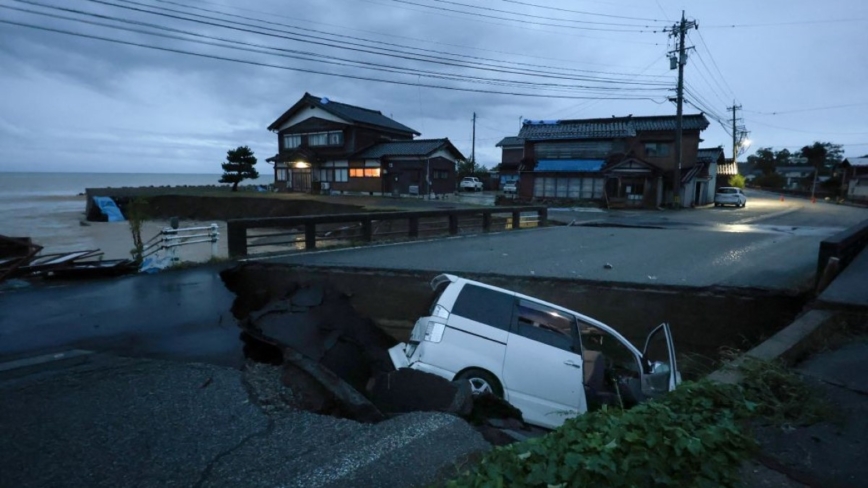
[714,187,747,207]
[459,177,483,192]
[502,181,517,194]
[388,274,681,429]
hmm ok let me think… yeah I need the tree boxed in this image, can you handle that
[727,174,746,189]
[753,172,786,189]
[797,141,843,168]
[220,146,259,192]
[747,147,776,175]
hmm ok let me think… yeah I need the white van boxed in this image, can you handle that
[388,274,680,429]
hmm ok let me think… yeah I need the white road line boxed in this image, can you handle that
[0,349,94,373]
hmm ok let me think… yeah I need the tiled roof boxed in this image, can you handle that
[697,147,725,163]
[268,93,420,135]
[844,157,868,167]
[496,136,524,147]
[354,139,463,159]
[518,114,709,141]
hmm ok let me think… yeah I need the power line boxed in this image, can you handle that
[379,0,662,32]
[745,118,868,136]
[693,29,735,99]
[744,102,868,116]
[149,0,671,80]
[704,18,868,29]
[420,0,667,27]
[0,19,666,101]
[500,0,668,22]
[75,0,670,86]
[4,3,668,95]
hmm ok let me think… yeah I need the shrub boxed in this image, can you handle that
[449,380,757,488]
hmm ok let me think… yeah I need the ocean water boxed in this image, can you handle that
[0,172,251,258]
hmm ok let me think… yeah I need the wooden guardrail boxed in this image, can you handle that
[816,218,868,288]
[227,206,547,257]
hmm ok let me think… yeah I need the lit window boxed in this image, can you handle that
[283,135,301,149]
[349,168,381,178]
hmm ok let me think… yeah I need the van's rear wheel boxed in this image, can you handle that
[455,369,503,398]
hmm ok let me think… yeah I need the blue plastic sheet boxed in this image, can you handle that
[92,196,125,222]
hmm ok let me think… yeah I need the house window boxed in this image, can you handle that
[644,142,671,158]
[276,168,288,181]
[308,132,328,146]
[433,170,449,179]
[328,131,343,146]
[283,135,301,149]
[350,168,381,178]
[335,168,348,182]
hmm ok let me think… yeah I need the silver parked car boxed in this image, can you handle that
[714,187,747,207]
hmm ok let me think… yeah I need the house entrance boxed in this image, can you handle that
[291,169,312,192]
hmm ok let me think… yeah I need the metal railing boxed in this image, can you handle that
[142,223,220,263]
[227,206,547,257]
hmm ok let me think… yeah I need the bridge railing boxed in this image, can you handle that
[227,206,547,257]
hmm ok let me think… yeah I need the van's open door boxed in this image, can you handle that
[640,323,679,397]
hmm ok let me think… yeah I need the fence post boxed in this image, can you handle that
[409,216,419,238]
[448,213,459,235]
[512,211,521,230]
[305,223,317,250]
[538,207,548,227]
[482,211,492,232]
[362,219,373,241]
[210,223,219,258]
[227,221,248,258]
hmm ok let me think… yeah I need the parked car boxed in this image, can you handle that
[714,187,747,207]
[459,177,483,192]
[388,274,681,429]
[502,181,517,194]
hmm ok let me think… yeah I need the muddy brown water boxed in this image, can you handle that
[230,263,807,378]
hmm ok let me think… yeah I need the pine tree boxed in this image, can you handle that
[219,146,259,192]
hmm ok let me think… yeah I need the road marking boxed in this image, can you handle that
[731,206,802,225]
[0,349,94,373]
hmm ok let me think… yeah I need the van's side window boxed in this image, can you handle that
[451,284,514,331]
[513,299,575,352]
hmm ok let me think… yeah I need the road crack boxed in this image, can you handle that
[192,417,275,488]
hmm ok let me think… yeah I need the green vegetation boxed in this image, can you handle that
[448,359,830,488]
[220,145,259,192]
[727,174,746,189]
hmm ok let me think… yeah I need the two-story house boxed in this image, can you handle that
[266,93,463,196]
[497,114,711,207]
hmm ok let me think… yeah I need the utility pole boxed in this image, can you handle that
[471,112,477,173]
[666,11,697,208]
[728,102,743,164]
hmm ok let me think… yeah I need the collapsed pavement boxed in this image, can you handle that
[221,262,539,445]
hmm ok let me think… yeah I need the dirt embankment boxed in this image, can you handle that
[120,195,365,221]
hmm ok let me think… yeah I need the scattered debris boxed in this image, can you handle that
[1,234,136,284]
[604,263,614,269]
[221,263,542,445]
[648,275,657,280]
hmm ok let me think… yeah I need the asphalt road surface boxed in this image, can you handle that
[270,190,868,292]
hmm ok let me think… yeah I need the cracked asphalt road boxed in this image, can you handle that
[0,355,489,488]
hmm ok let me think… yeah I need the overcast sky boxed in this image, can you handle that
[1,0,866,174]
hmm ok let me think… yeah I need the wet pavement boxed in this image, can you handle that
[745,337,868,488]
[0,263,244,366]
[269,225,826,291]
[0,354,489,488]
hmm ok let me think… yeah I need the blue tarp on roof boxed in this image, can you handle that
[536,159,605,172]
